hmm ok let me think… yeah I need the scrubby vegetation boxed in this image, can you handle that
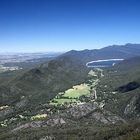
[0,121,140,140]
[0,48,140,139]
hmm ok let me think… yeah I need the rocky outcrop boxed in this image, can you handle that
[40,136,55,140]
[12,121,43,132]
[0,107,14,120]
[45,117,66,126]
[12,117,66,132]
[124,95,140,117]
[67,102,98,119]
[15,98,28,109]
[65,102,125,125]
[82,109,125,124]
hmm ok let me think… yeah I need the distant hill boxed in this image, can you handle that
[114,56,140,71]
[62,43,140,64]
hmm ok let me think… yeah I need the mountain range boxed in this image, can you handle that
[0,44,140,140]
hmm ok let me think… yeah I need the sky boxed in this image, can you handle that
[0,0,140,52]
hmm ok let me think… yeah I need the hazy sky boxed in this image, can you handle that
[0,0,140,52]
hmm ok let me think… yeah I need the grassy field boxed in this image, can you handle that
[50,84,90,105]
[49,69,102,106]
[63,84,90,98]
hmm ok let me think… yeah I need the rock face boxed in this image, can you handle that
[12,117,66,132]
[66,102,125,124]
[0,107,14,120]
[15,98,28,109]
[12,121,43,132]
[124,95,140,117]
[67,102,98,119]
[99,110,125,124]
[45,117,66,126]
[82,109,125,125]
[40,136,55,140]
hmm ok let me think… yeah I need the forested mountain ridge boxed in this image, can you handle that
[0,44,140,140]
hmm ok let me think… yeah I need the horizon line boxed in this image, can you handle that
[0,43,139,54]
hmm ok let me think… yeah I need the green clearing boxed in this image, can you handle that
[62,84,90,98]
[49,84,90,105]
[50,98,77,105]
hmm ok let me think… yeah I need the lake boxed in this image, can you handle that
[86,59,124,68]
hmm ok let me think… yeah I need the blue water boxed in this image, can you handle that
[86,59,123,68]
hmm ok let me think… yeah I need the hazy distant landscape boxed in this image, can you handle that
[0,52,62,72]
[0,52,62,63]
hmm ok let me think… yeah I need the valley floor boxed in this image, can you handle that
[0,67,140,140]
